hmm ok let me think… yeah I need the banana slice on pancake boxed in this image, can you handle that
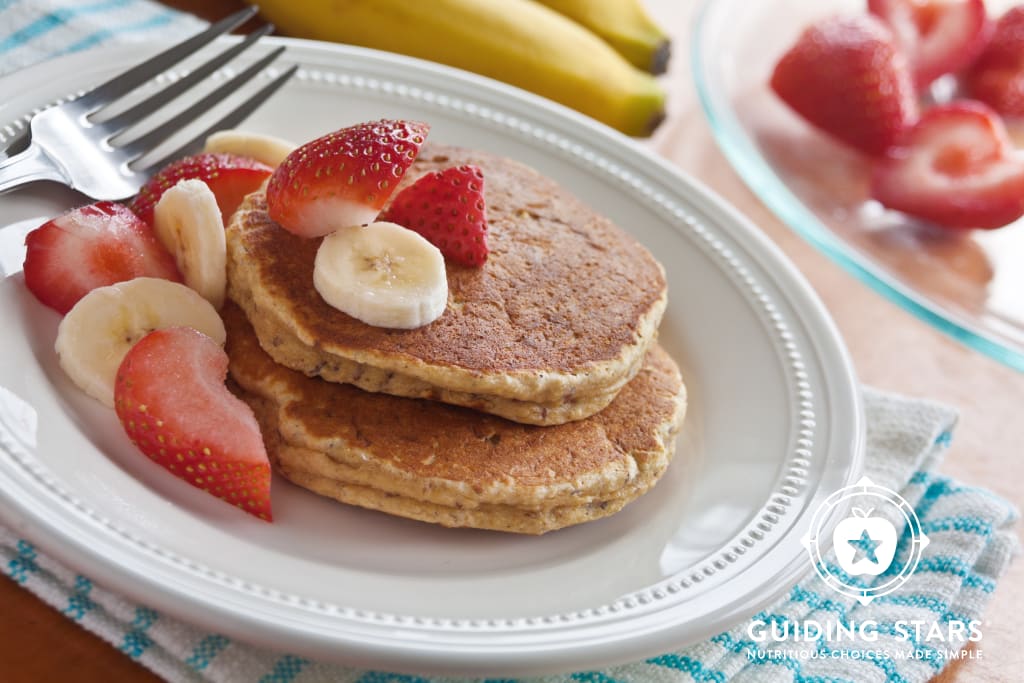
[313,221,448,330]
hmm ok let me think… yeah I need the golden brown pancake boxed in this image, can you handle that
[224,304,686,534]
[226,144,667,426]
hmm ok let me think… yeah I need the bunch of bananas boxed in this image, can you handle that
[250,0,670,137]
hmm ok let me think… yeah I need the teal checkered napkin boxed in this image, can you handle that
[0,4,1019,681]
[2,389,1018,682]
[0,0,206,79]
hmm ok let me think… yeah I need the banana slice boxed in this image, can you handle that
[153,179,226,309]
[314,221,448,329]
[55,277,226,407]
[203,130,297,167]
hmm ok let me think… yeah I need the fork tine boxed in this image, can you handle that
[122,45,287,160]
[100,24,274,135]
[141,63,298,172]
[75,6,258,112]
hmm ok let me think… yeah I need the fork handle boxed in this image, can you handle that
[0,142,68,194]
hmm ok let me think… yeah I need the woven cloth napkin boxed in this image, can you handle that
[0,2,1020,681]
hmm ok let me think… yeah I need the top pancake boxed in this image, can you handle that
[226,144,667,425]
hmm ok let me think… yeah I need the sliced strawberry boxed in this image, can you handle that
[115,327,272,521]
[964,6,1024,118]
[869,0,991,90]
[23,201,181,314]
[266,119,429,238]
[870,101,1024,230]
[770,15,918,156]
[130,152,272,226]
[381,165,489,267]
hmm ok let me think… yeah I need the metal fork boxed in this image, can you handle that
[0,7,296,200]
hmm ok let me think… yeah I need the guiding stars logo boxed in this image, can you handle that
[802,476,929,604]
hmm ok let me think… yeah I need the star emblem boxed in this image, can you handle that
[848,529,882,564]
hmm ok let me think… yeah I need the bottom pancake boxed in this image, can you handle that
[224,304,687,534]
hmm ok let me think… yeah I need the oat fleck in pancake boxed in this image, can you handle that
[226,144,667,425]
[224,305,686,535]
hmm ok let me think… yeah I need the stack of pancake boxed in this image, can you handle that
[224,145,687,534]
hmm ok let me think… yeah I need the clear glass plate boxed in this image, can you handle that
[692,0,1024,371]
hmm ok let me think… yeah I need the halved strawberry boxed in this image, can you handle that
[266,119,429,238]
[770,15,918,156]
[964,6,1024,118]
[381,164,489,267]
[130,152,272,226]
[869,0,991,90]
[115,327,272,521]
[23,201,181,314]
[870,101,1024,230]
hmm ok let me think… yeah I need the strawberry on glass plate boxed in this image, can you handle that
[695,0,1024,370]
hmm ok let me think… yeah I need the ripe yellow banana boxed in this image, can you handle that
[533,0,671,74]
[250,0,666,137]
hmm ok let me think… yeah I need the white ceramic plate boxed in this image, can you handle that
[0,38,864,676]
